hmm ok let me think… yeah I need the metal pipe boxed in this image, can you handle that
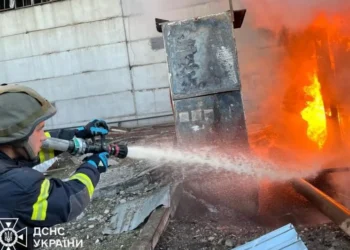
[42,137,73,152]
[292,178,350,236]
[228,0,234,22]
[314,28,343,152]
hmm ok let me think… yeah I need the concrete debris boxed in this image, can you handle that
[110,128,128,133]
[76,212,85,220]
[91,159,154,200]
[33,157,58,173]
[102,185,172,235]
[225,239,235,247]
[232,224,308,250]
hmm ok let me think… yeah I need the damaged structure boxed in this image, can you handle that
[155,3,350,246]
[160,10,248,149]
[157,10,260,218]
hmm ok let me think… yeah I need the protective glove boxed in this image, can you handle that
[84,152,109,173]
[75,119,109,139]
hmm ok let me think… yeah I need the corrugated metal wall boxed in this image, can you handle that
[0,0,281,130]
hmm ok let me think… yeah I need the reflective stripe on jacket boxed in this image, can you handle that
[0,131,100,249]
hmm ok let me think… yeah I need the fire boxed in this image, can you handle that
[298,13,347,149]
[300,72,327,149]
[250,8,350,153]
[283,13,348,150]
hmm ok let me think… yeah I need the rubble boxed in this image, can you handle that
[40,124,350,250]
[156,200,350,250]
[225,239,234,247]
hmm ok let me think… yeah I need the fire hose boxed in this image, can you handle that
[41,135,128,159]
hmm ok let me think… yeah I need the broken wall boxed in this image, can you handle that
[0,0,281,131]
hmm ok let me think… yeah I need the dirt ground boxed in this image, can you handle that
[156,215,350,250]
[40,124,350,250]
[156,192,350,250]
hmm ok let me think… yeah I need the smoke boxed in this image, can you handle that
[240,0,350,32]
[232,0,350,149]
[329,172,350,208]
[246,1,350,206]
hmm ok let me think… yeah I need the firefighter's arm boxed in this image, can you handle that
[38,119,109,163]
[16,160,103,228]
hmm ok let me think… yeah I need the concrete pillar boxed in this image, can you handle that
[162,11,249,151]
[160,11,259,217]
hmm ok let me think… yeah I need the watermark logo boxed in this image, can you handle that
[33,227,83,248]
[0,218,83,249]
[0,218,27,250]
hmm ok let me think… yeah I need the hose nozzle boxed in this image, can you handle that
[109,144,128,158]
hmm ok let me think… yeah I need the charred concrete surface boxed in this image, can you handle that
[162,12,248,148]
[163,13,242,98]
[40,124,350,250]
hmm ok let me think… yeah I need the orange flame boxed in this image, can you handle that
[296,13,346,150]
[300,72,327,149]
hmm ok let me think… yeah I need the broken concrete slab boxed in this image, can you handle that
[103,185,171,234]
[130,183,183,250]
[103,183,182,235]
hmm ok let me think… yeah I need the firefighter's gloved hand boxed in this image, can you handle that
[84,152,109,173]
[75,119,109,139]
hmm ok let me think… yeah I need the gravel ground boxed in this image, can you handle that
[40,196,140,250]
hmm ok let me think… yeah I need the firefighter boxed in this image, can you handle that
[0,84,111,249]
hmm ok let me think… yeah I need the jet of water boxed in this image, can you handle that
[127,145,322,182]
